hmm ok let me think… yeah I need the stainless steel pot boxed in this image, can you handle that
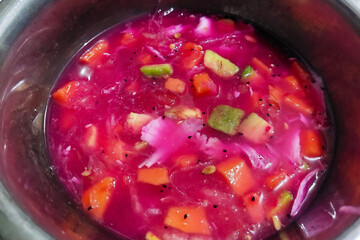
[0,0,359,239]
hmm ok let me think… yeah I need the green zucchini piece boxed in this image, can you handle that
[140,64,173,77]
[208,105,244,135]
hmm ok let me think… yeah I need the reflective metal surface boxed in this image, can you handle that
[0,0,359,239]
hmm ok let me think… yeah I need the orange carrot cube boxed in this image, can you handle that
[193,72,218,96]
[165,78,186,94]
[217,157,255,196]
[82,177,116,221]
[137,167,170,185]
[300,129,325,158]
[80,40,109,63]
[164,207,210,235]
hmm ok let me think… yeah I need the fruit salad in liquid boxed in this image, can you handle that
[46,9,333,240]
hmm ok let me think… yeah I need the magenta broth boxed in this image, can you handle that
[46,10,334,240]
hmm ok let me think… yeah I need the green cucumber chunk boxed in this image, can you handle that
[140,64,173,77]
[204,50,239,78]
[241,65,255,78]
[208,105,245,135]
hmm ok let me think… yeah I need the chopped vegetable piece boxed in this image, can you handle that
[175,154,198,167]
[164,105,202,120]
[238,113,273,144]
[104,139,126,162]
[241,65,265,87]
[204,50,239,77]
[284,94,314,115]
[249,92,262,112]
[202,165,216,175]
[208,105,244,135]
[217,157,255,196]
[285,75,303,92]
[125,112,153,133]
[145,232,160,240]
[268,85,284,108]
[80,40,109,63]
[300,130,324,158]
[81,177,116,221]
[120,32,136,46]
[251,57,271,75]
[243,192,265,223]
[272,215,282,230]
[265,171,288,190]
[52,81,81,105]
[137,167,170,185]
[140,64,173,77]
[165,78,186,94]
[179,42,204,70]
[164,207,210,235]
[193,72,218,96]
[268,191,294,218]
[290,60,311,87]
[242,66,255,78]
[138,53,153,65]
[85,124,98,148]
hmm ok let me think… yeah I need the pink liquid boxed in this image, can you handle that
[46,10,333,240]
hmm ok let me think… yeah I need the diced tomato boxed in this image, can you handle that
[52,81,96,108]
[165,78,186,94]
[104,139,126,162]
[137,167,170,185]
[284,94,314,115]
[217,157,255,196]
[290,60,311,87]
[265,171,288,190]
[249,91,262,112]
[82,177,116,221]
[120,32,136,46]
[179,42,204,70]
[215,19,236,33]
[244,71,265,89]
[164,207,210,235]
[243,192,265,223]
[52,81,81,105]
[300,129,325,158]
[84,124,98,148]
[138,53,153,65]
[268,85,284,109]
[284,75,302,92]
[125,112,153,133]
[193,72,218,96]
[251,57,272,76]
[80,40,109,64]
[174,154,198,167]
[284,75,307,97]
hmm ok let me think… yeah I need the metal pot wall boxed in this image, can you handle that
[0,0,359,239]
